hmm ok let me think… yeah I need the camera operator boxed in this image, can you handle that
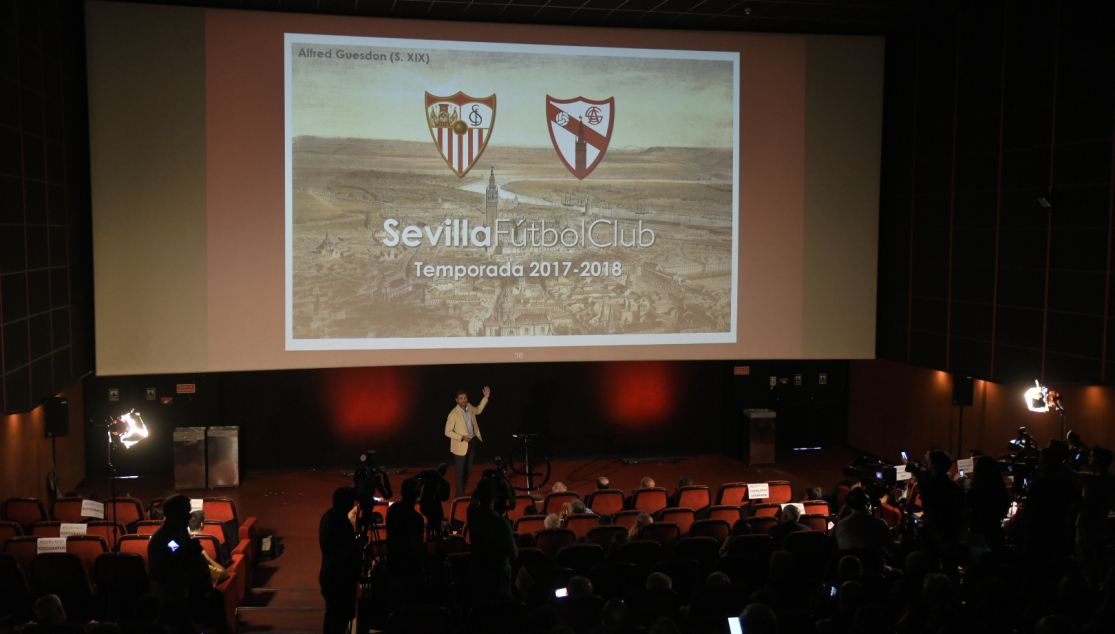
[1079,446,1115,587]
[415,464,452,538]
[965,455,1010,553]
[385,477,429,594]
[904,450,965,579]
[319,486,365,634]
[466,476,518,601]
[1019,441,1082,559]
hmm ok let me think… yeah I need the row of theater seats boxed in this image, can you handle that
[402,527,849,632]
[3,497,240,533]
[492,481,799,520]
[1,497,259,632]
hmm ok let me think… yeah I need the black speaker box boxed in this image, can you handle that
[44,397,69,438]
[952,375,974,407]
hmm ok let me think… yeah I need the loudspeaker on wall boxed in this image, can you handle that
[44,397,69,438]
[952,375,974,407]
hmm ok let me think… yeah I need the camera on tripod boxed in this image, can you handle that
[480,455,517,514]
[353,450,393,529]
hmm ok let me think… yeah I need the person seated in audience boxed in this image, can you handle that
[630,511,653,536]
[626,476,656,508]
[596,476,610,490]
[647,571,673,592]
[120,594,175,634]
[25,594,81,634]
[739,603,780,634]
[563,497,589,519]
[648,617,682,634]
[766,504,810,549]
[825,468,862,512]
[668,476,693,507]
[805,485,824,501]
[544,513,562,530]
[834,488,893,553]
[607,530,629,559]
[835,555,862,582]
[720,518,753,557]
[552,481,568,493]
[188,510,205,534]
[522,503,540,516]
[590,597,632,634]
[706,571,731,586]
[568,575,595,598]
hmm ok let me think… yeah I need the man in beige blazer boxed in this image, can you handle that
[446,386,490,497]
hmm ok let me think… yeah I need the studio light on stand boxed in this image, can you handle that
[103,409,148,621]
[1023,380,1065,440]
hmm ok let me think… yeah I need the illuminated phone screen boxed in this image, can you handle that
[727,616,743,634]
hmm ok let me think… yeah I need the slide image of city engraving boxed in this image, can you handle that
[288,38,736,342]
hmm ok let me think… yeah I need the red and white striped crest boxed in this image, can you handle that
[425,92,496,177]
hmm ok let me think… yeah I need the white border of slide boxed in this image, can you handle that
[285,33,739,352]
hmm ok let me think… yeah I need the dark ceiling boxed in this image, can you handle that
[107,0,957,35]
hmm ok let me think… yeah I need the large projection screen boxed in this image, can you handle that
[87,1,882,376]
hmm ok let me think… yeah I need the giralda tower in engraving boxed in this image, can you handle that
[485,166,498,228]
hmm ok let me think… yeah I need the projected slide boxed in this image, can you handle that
[286,34,738,351]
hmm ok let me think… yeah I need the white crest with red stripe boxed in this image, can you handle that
[425,91,496,177]
[546,96,615,180]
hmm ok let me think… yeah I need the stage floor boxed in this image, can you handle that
[78,447,859,633]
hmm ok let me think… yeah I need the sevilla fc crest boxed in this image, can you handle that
[547,96,614,179]
[426,92,496,177]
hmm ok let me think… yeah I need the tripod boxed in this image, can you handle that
[508,434,549,492]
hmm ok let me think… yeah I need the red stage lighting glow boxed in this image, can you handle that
[598,361,679,428]
[321,367,417,440]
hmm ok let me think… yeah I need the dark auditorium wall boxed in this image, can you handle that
[83,360,849,477]
[1,382,86,500]
[0,0,95,415]
[876,1,1115,386]
[850,358,1115,464]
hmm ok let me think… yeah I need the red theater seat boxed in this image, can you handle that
[707,506,741,524]
[85,521,126,554]
[117,535,152,563]
[660,508,696,535]
[542,492,580,516]
[136,519,163,535]
[514,516,546,536]
[688,519,731,544]
[586,490,624,517]
[750,516,778,535]
[4,499,47,531]
[105,498,145,532]
[611,510,643,533]
[752,503,782,519]
[715,483,749,506]
[675,486,711,511]
[563,513,601,539]
[51,498,91,523]
[765,481,793,504]
[587,525,628,549]
[631,488,669,515]
[638,522,681,548]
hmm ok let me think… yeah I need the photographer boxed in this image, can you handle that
[466,476,517,600]
[318,486,364,634]
[148,495,226,634]
[904,450,965,579]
